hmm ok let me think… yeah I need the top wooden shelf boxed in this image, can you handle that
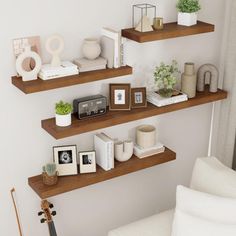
[42,88,227,140]
[11,66,133,94]
[122,21,215,43]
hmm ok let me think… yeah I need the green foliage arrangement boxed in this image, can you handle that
[154,60,179,90]
[176,0,201,13]
[43,163,57,176]
[55,101,73,115]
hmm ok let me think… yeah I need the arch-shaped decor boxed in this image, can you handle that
[197,64,219,93]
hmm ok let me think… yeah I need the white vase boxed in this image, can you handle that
[178,12,197,26]
[55,113,71,127]
[82,38,101,60]
[136,125,156,149]
[16,46,42,81]
[115,140,134,162]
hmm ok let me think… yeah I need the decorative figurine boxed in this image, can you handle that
[197,64,219,93]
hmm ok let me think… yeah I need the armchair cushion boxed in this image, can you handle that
[190,157,236,198]
[108,209,174,236]
[171,185,236,236]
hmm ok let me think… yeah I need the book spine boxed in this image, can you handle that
[120,37,127,67]
[102,28,120,68]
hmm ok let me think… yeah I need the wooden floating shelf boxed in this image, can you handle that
[11,66,133,94]
[42,88,227,140]
[122,21,215,43]
[28,148,176,199]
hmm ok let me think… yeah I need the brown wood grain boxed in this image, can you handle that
[28,148,176,199]
[11,66,133,94]
[41,89,227,140]
[122,21,215,43]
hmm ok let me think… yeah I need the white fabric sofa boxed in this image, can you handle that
[108,157,236,236]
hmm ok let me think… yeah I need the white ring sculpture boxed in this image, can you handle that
[16,46,42,82]
[197,64,219,93]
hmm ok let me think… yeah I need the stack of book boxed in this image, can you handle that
[74,57,107,72]
[94,133,114,171]
[134,143,165,159]
[101,27,127,69]
[147,91,188,107]
[39,61,79,80]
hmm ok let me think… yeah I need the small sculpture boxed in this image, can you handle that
[115,140,134,162]
[15,45,42,81]
[197,64,219,93]
[45,34,64,67]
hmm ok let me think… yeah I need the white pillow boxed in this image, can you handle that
[190,157,236,197]
[171,185,236,236]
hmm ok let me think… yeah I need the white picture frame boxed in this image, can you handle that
[79,151,96,174]
[53,145,78,176]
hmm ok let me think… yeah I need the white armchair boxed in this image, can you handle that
[108,157,236,236]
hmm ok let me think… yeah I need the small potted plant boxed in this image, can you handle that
[42,163,58,186]
[55,100,73,127]
[154,60,179,98]
[177,0,201,26]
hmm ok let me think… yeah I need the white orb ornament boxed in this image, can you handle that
[46,34,65,67]
[16,45,42,82]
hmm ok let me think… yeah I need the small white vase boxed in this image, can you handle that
[178,12,197,26]
[55,113,71,127]
[115,140,134,162]
[136,125,156,149]
[82,38,101,60]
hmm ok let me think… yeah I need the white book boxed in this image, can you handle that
[78,65,106,73]
[102,28,121,68]
[134,143,165,159]
[94,133,114,171]
[40,61,78,76]
[101,36,114,69]
[100,133,114,169]
[120,37,127,67]
[147,91,188,107]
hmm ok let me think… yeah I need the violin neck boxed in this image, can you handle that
[48,221,57,236]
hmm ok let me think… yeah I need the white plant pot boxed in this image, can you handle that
[178,12,197,26]
[55,113,71,127]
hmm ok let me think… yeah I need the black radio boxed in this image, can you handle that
[73,95,107,120]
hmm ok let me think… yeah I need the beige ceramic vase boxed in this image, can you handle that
[181,62,197,98]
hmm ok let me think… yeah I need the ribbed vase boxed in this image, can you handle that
[181,62,197,98]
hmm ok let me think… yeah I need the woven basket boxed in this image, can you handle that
[42,171,58,186]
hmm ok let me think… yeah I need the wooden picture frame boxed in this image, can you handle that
[131,87,147,108]
[53,145,78,176]
[79,151,96,174]
[109,84,131,111]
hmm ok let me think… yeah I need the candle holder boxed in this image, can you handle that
[132,3,156,32]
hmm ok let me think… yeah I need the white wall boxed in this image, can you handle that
[0,0,225,235]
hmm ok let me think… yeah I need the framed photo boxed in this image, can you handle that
[109,84,131,110]
[79,151,96,174]
[53,145,78,176]
[131,87,147,108]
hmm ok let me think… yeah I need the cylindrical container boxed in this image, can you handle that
[82,38,101,60]
[55,113,71,127]
[136,125,156,149]
[153,17,164,30]
[42,171,58,186]
[181,62,197,98]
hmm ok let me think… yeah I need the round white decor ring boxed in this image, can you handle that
[16,48,42,81]
[46,35,65,55]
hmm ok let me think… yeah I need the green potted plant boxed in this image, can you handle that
[55,100,73,127]
[154,60,179,98]
[42,163,58,186]
[176,0,201,26]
